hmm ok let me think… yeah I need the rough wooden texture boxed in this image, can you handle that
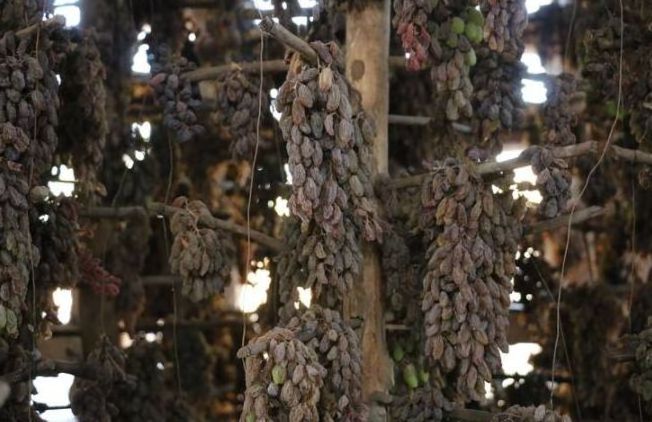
[345,1,393,419]
[259,17,318,64]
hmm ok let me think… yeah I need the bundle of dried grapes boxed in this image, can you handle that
[0,0,44,28]
[176,327,216,397]
[70,336,126,422]
[0,342,41,420]
[491,404,572,422]
[393,2,484,121]
[276,42,381,242]
[277,216,362,310]
[30,196,79,290]
[0,124,38,338]
[78,248,121,297]
[382,229,420,324]
[215,69,267,158]
[524,74,577,218]
[57,29,107,199]
[390,384,452,421]
[420,159,523,403]
[238,327,326,422]
[469,0,526,155]
[629,316,652,410]
[169,197,234,302]
[284,305,364,420]
[150,45,204,143]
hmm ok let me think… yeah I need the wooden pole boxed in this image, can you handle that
[345,1,393,420]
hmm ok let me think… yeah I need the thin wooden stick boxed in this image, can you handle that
[79,203,283,252]
[181,59,289,82]
[259,17,318,64]
[15,16,65,38]
[525,205,605,234]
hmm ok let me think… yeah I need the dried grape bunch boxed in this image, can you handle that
[491,405,572,422]
[238,327,326,422]
[543,74,578,147]
[524,146,571,218]
[0,0,45,29]
[382,229,420,324]
[393,1,485,121]
[276,43,382,242]
[390,384,452,421]
[30,196,79,290]
[0,123,38,338]
[215,69,267,158]
[78,248,121,297]
[640,167,652,190]
[284,305,364,421]
[70,336,127,422]
[176,327,216,397]
[629,316,652,410]
[57,29,107,199]
[471,48,526,155]
[277,217,362,310]
[150,45,205,143]
[169,197,235,302]
[480,0,528,60]
[420,159,522,403]
[0,342,42,420]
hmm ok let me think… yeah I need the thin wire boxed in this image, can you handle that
[241,10,266,350]
[550,0,624,407]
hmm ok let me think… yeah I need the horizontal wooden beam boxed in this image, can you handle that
[259,17,318,64]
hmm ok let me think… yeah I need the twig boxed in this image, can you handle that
[182,60,288,82]
[79,203,283,252]
[525,206,605,234]
[1,360,102,384]
[15,16,64,38]
[258,17,318,64]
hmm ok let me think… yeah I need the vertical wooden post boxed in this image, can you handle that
[345,1,393,419]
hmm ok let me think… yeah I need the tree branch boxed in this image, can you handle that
[258,17,318,64]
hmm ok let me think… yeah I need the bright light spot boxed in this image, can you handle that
[48,165,76,197]
[500,342,542,375]
[54,5,80,27]
[39,214,49,222]
[54,0,78,5]
[53,288,73,325]
[137,31,147,41]
[502,378,515,388]
[142,23,152,34]
[33,374,75,421]
[526,0,553,14]
[282,2,288,9]
[254,17,279,25]
[510,291,522,302]
[156,362,164,370]
[122,154,135,169]
[254,0,274,11]
[120,332,134,348]
[132,121,152,140]
[292,16,308,27]
[298,0,317,7]
[297,287,312,307]
[188,32,197,42]
[271,103,282,121]
[526,293,533,301]
[235,268,272,313]
[58,164,75,181]
[55,74,61,85]
[270,88,279,99]
[134,150,146,161]
[484,382,494,400]
[131,44,151,74]
[522,79,547,104]
[284,163,293,185]
[145,332,158,342]
[274,196,290,217]
[521,50,546,74]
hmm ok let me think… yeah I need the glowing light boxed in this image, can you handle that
[496,149,542,204]
[156,362,165,370]
[145,332,162,342]
[284,163,293,185]
[134,150,146,161]
[274,196,290,217]
[236,268,272,313]
[297,287,312,307]
[122,154,135,169]
[254,0,274,10]
[142,24,152,34]
[525,0,553,14]
[120,332,134,348]
[292,16,308,27]
[500,342,542,375]
[254,17,279,25]
[188,32,197,42]
[521,50,546,74]
[132,121,152,140]
[33,374,75,421]
[137,31,147,41]
[270,88,279,99]
[131,44,151,74]
[510,291,522,302]
[53,5,80,27]
[282,2,288,9]
[53,288,73,325]
[298,0,317,7]
[485,382,494,400]
[39,214,50,222]
[270,103,282,121]
[522,79,547,104]
[48,164,75,197]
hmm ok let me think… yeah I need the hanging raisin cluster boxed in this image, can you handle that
[527,74,578,218]
[390,384,453,421]
[284,305,364,420]
[472,0,527,155]
[382,229,420,325]
[629,316,652,411]
[150,45,205,143]
[215,69,267,158]
[491,404,572,422]
[70,336,127,422]
[78,248,121,297]
[58,29,107,199]
[393,1,485,121]
[420,159,523,403]
[176,327,216,397]
[0,342,39,420]
[169,197,235,302]
[238,327,327,422]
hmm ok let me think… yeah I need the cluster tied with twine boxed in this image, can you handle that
[420,159,523,403]
[169,197,235,302]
